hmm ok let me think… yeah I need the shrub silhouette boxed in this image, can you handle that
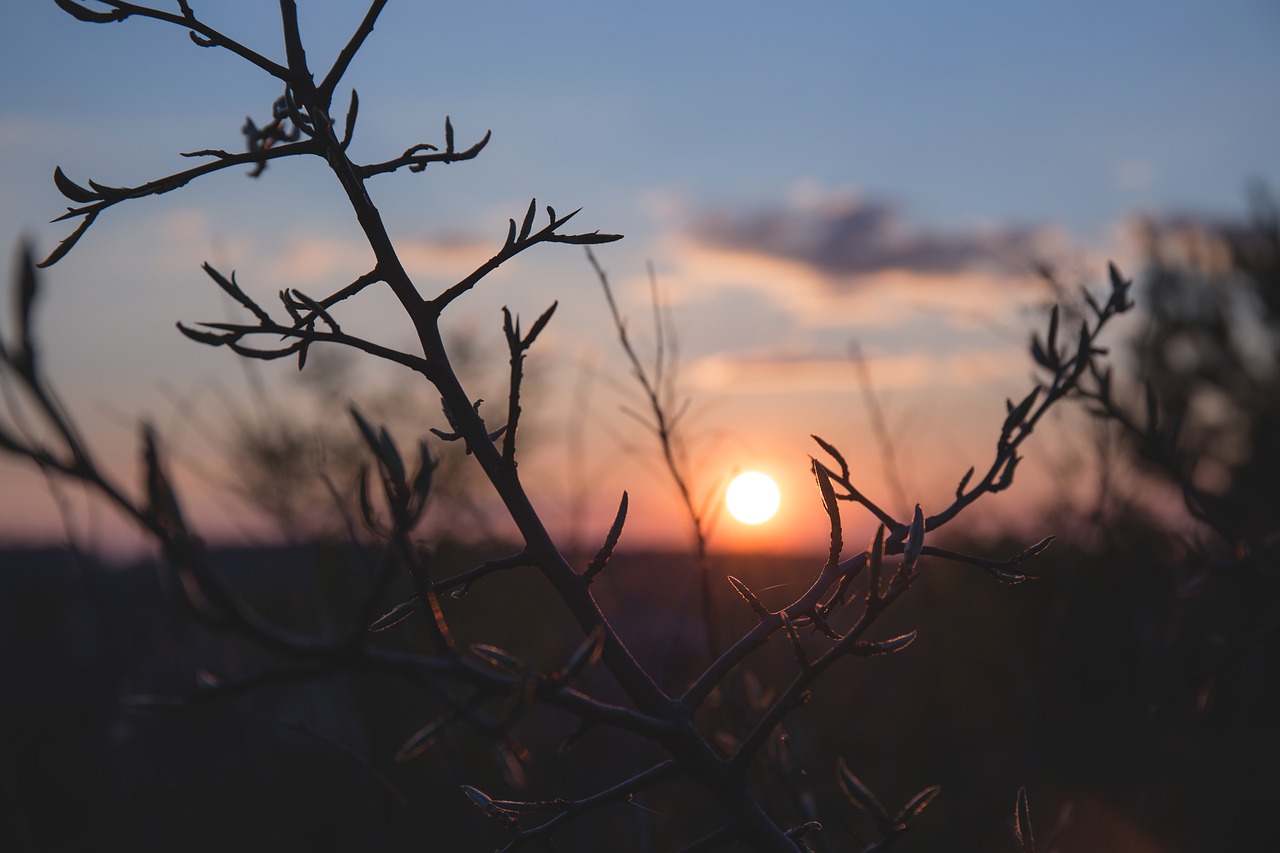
[1091,190,1280,566]
[2,2,1143,850]
[1039,192,1280,716]
[947,194,1280,850]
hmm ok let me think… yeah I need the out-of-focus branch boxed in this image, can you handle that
[587,248,718,660]
[848,341,909,516]
[487,760,680,851]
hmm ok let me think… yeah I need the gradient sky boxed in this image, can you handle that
[2,1,1278,555]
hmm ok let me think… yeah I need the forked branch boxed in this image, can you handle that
[9,3,1140,848]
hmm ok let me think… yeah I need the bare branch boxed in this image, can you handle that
[43,140,318,266]
[583,492,628,584]
[320,0,389,98]
[355,128,493,179]
[53,0,291,79]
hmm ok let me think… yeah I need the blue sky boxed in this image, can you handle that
[2,1,1278,552]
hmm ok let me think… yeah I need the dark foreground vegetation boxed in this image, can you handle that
[2,533,1277,851]
[2,2,1277,851]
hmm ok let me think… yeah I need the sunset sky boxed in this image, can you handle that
[2,1,1278,556]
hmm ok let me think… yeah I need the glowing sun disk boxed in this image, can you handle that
[726,472,781,525]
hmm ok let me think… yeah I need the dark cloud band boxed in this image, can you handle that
[690,193,1044,282]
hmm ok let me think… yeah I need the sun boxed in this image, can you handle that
[726,471,781,525]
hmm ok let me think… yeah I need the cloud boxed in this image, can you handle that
[651,185,1074,331]
[688,188,1053,283]
[398,234,496,280]
[684,343,1026,393]
[252,231,493,291]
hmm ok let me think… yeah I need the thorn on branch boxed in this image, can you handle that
[728,575,770,619]
[348,406,433,532]
[341,89,359,150]
[141,423,185,538]
[175,322,226,346]
[355,463,381,534]
[11,244,41,380]
[896,785,942,827]
[431,397,505,454]
[1107,261,1134,312]
[584,492,628,584]
[375,429,407,495]
[395,709,460,763]
[491,739,531,789]
[86,178,127,200]
[1001,386,1041,445]
[824,553,864,614]
[53,166,99,204]
[38,210,98,269]
[1031,304,1064,372]
[518,198,537,243]
[471,643,528,675]
[812,460,839,528]
[992,453,1022,493]
[350,406,404,484]
[501,301,557,464]
[53,0,128,24]
[368,594,422,632]
[811,434,850,482]
[1069,321,1092,381]
[781,611,810,670]
[502,204,623,252]
[808,607,844,640]
[785,821,823,842]
[461,785,521,829]
[289,288,341,333]
[853,630,917,657]
[202,263,273,324]
[280,289,303,324]
[813,459,844,567]
[1017,535,1055,563]
[917,536,1052,584]
[838,758,940,844]
[1014,787,1036,853]
[867,524,886,601]
[180,148,234,160]
[409,439,434,512]
[896,505,925,583]
[552,625,606,685]
[837,759,891,824]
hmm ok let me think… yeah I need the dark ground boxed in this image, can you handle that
[1,539,1276,851]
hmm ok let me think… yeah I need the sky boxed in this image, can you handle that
[1,0,1278,557]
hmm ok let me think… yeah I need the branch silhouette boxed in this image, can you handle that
[2,2,1138,849]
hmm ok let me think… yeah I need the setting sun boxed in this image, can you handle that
[725,472,782,525]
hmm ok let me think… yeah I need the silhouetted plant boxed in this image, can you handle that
[1046,193,1280,713]
[2,2,1139,849]
[1082,194,1279,560]
[588,249,723,664]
